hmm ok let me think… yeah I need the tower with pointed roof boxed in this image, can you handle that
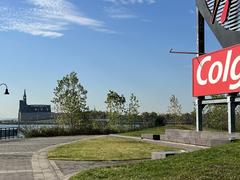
[18,90,52,122]
[23,89,27,104]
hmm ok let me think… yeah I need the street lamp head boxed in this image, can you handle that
[4,88,9,95]
[0,83,10,95]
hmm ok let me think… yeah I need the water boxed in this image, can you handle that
[0,124,57,129]
[0,124,18,128]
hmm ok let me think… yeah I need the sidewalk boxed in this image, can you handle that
[0,136,92,180]
[0,134,209,180]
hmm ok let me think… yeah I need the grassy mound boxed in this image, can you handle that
[71,141,240,180]
[48,136,177,161]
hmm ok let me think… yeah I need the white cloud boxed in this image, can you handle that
[0,0,113,38]
[105,6,137,19]
[104,0,156,5]
[104,0,156,21]
[111,14,137,19]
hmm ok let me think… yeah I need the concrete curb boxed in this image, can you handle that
[31,134,208,180]
[31,135,105,180]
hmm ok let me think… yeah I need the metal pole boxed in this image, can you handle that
[196,8,205,132]
[227,94,236,134]
[196,96,205,131]
[197,9,205,54]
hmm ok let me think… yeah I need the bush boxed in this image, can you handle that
[21,125,118,138]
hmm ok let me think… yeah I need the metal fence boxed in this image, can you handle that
[0,128,18,139]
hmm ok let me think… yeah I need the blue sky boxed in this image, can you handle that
[0,0,221,119]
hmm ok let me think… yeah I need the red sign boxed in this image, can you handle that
[193,44,240,96]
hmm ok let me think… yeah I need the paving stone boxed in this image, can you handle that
[0,135,91,180]
[0,172,33,180]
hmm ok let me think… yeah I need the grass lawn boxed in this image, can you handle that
[71,140,240,180]
[48,136,177,161]
[120,125,195,137]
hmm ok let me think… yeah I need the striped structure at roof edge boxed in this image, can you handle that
[206,0,240,31]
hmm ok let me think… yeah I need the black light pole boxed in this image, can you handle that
[0,83,12,137]
[197,10,205,55]
[0,83,9,95]
[196,9,205,132]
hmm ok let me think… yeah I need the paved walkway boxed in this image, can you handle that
[0,136,92,180]
[0,135,208,180]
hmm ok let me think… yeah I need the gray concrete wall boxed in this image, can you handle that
[161,129,240,146]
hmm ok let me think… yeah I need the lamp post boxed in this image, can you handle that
[0,83,9,95]
[0,83,11,138]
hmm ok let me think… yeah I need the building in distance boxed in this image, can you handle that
[18,90,53,122]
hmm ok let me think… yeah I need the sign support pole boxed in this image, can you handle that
[227,94,237,134]
[196,96,205,131]
[196,8,205,132]
[197,9,205,55]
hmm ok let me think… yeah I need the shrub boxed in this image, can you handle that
[21,125,118,138]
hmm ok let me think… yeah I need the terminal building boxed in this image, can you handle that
[18,90,52,122]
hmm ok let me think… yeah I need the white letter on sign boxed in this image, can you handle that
[197,56,211,85]
[230,56,240,90]
[223,50,232,82]
[209,61,223,84]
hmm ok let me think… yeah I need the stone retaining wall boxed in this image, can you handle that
[161,129,240,146]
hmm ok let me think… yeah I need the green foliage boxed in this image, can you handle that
[71,141,240,180]
[128,93,140,116]
[128,93,140,128]
[203,95,228,131]
[167,95,182,124]
[236,106,240,130]
[105,90,126,127]
[88,110,107,120]
[52,72,89,129]
[141,112,159,127]
[21,126,118,138]
[204,105,228,130]
[168,95,182,115]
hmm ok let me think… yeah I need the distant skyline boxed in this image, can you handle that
[0,0,221,119]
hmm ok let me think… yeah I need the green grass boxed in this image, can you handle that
[71,140,240,180]
[48,136,177,161]
[120,125,195,137]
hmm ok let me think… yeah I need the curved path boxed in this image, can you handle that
[0,136,93,180]
[0,135,208,180]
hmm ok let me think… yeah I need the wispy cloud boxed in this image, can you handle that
[104,0,156,21]
[105,6,138,19]
[0,0,114,38]
[104,0,156,5]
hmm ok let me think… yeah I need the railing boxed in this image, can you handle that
[0,128,18,140]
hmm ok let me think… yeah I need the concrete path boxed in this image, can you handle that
[0,136,92,180]
[0,134,209,180]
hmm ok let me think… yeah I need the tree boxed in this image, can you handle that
[141,112,158,128]
[105,90,126,126]
[128,93,140,128]
[52,72,88,129]
[167,95,182,124]
[168,95,182,115]
[203,95,227,130]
